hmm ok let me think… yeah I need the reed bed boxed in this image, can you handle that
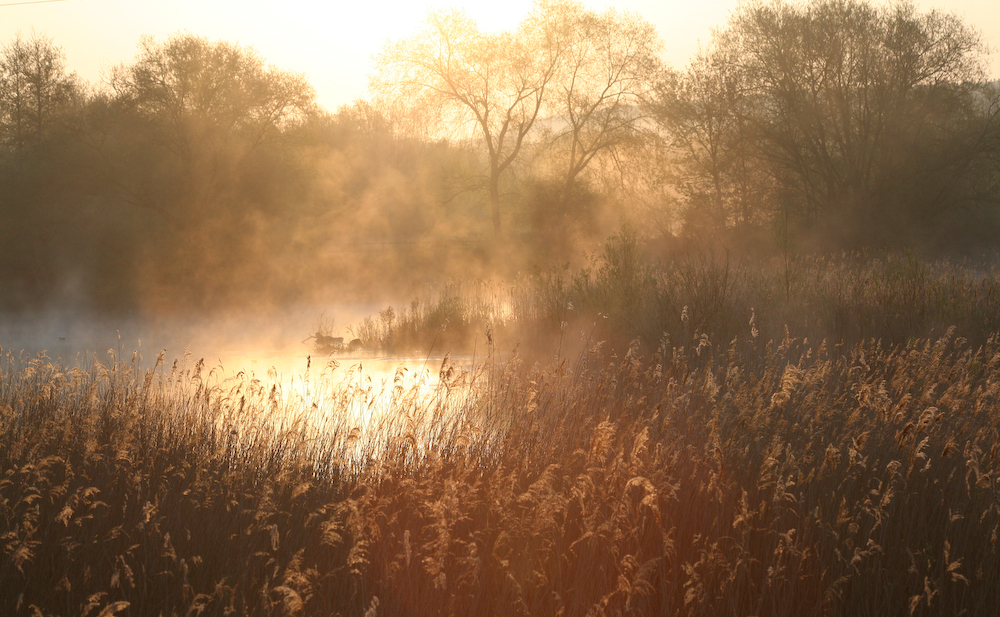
[1,324,998,616]
[346,241,1000,358]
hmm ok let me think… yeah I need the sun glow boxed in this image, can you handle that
[1,0,997,112]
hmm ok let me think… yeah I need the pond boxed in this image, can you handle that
[0,305,482,388]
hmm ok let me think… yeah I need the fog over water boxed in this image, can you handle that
[3,0,998,385]
[0,304,473,388]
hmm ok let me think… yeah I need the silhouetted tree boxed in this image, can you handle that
[0,32,80,149]
[657,0,1000,250]
[111,34,315,147]
[371,3,568,237]
[655,45,772,237]
[546,4,662,220]
[106,33,317,226]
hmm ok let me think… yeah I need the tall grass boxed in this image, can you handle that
[2,325,998,615]
[345,233,1000,358]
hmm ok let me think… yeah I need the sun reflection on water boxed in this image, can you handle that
[200,350,486,471]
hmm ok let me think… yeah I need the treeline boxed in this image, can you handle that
[3,0,1000,315]
[658,0,1000,251]
[0,34,492,314]
[372,0,1000,253]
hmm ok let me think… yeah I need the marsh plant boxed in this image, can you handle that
[1,324,999,615]
[344,230,1000,358]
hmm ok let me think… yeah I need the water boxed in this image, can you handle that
[1,307,501,470]
[0,306,477,387]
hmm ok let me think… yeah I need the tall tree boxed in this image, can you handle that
[0,32,80,149]
[548,5,662,214]
[111,33,315,155]
[655,44,771,234]
[107,33,317,225]
[724,0,986,233]
[657,0,996,248]
[371,4,566,236]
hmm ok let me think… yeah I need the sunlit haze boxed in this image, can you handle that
[1,0,997,112]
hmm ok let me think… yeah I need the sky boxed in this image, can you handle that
[0,0,998,112]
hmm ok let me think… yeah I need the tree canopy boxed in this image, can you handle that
[3,0,1000,313]
[0,32,81,149]
[371,5,565,236]
[657,0,998,248]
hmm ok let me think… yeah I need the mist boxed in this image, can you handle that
[8,3,1000,615]
[2,0,1000,371]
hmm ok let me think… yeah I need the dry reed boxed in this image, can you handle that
[1,320,998,615]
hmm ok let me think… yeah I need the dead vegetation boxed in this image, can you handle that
[1,323,998,616]
[345,242,1000,361]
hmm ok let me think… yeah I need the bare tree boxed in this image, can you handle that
[371,4,566,236]
[724,0,986,230]
[655,44,771,234]
[657,0,993,248]
[548,5,662,213]
[111,33,316,156]
[0,32,80,148]
[105,34,317,226]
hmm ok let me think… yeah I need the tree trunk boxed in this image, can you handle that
[489,171,502,237]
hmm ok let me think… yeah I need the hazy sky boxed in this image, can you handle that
[0,0,997,111]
